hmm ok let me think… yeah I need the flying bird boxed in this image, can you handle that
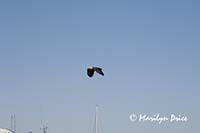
[87,67,104,77]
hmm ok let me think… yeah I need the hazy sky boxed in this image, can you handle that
[0,0,200,133]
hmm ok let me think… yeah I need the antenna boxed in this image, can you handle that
[40,125,48,133]
[11,115,13,131]
[95,105,99,133]
[93,105,101,133]
[39,105,48,133]
[10,114,16,133]
[14,114,16,133]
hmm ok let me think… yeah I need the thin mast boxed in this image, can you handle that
[95,105,99,133]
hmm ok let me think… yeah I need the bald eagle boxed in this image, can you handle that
[87,67,104,77]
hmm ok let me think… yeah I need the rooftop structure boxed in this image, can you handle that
[0,128,14,133]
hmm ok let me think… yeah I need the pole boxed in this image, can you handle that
[95,105,99,133]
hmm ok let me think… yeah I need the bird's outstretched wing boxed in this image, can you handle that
[93,67,104,76]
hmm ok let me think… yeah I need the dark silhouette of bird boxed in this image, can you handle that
[87,67,104,77]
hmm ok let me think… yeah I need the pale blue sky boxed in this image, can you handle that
[0,0,200,133]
